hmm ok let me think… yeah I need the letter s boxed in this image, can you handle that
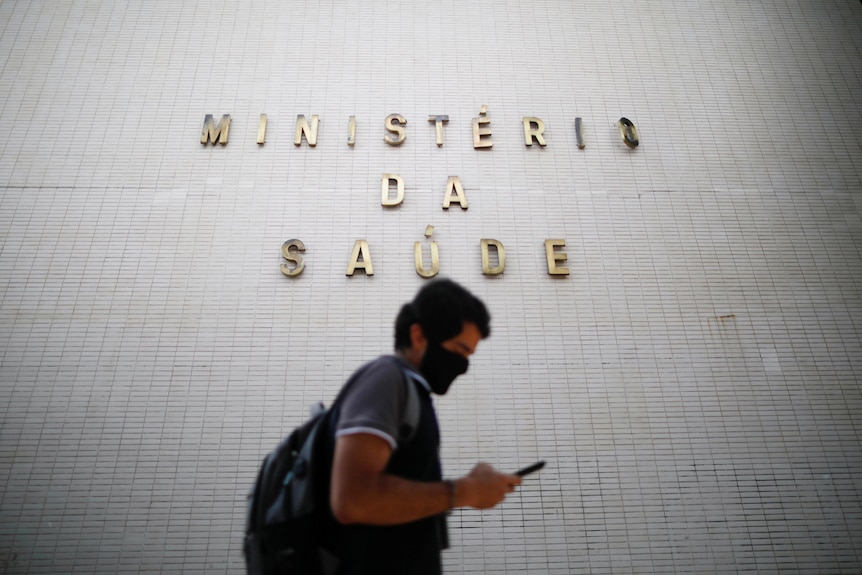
[280,239,306,277]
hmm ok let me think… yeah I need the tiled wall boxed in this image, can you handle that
[1,1,860,573]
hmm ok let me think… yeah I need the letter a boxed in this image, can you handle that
[346,240,374,276]
[442,176,468,210]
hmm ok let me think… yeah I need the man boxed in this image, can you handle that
[326,279,522,574]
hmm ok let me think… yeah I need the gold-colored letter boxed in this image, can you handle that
[472,105,493,149]
[522,117,547,147]
[346,240,374,276]
[544,239,569,275]
[257,114,267,145]
[294,114,320,147]
[618,117,639,148]
[414,241,440,278]
[575,117,585,149]
[428,115,449,147]
[381,174,405,207]
[480,239,506,276]
[442,176,468,210]
[384,114,407,146]
[348,116,356,146]
[280,239,306,277]
[200,114,231,145]
[415,227,440,278]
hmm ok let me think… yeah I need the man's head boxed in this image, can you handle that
[394,279,490,394]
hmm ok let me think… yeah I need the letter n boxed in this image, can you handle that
[295,114,320,147]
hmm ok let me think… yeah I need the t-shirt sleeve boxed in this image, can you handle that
[334,359,407,450]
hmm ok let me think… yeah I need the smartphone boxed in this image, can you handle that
[515,460,545,477]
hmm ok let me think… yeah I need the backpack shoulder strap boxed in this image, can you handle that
[396,364,422,444]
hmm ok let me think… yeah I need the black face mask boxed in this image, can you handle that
[419,343,468,395]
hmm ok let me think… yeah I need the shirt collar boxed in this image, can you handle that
[391,354,431,392]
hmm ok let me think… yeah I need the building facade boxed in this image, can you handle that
[0,1,860,573]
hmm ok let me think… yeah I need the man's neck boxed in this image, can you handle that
[396,348,422,371]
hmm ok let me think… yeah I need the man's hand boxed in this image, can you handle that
[455,463,522,509]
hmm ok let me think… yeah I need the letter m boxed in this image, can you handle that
[201,114,231,145]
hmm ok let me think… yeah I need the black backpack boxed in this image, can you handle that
[244,360,422,575]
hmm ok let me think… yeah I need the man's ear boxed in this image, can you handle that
[409,323,427,351]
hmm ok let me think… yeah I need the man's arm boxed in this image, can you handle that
[330,433,522,526]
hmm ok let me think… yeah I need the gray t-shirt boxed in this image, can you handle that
[335,355,429,449]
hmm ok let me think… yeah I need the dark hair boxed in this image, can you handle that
[394,279,491,350]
